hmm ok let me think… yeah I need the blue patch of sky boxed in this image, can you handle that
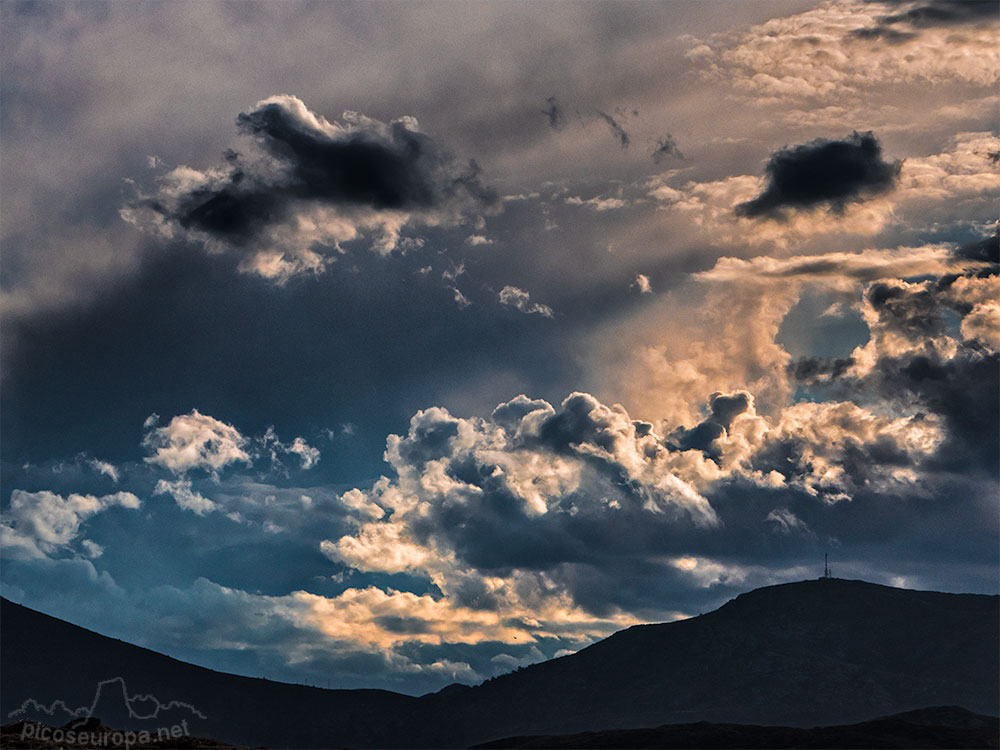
[776,292,868,360]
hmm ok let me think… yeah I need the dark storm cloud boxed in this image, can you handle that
[851,1,997,43]
[789,272,998,477]
[707,391,751,429]
[864,275,1000,475]
[865,280,946,337]
[534,392,627,454]
[879,0,998,28]
[235,99,496,212]
[787,356,855,383]
[651,134,684,163]
[875,348,998,475]
[735,131,901,219]
[848,25,918,41]
[542,96,567,131]
[126,95,498,259]
[597,111,630,149]
[668,421,725,459]
[952,231,999,265]
[260,100,488,218]
[666,391,750,461]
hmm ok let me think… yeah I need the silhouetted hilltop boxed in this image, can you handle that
[3,578,997,748]
[420,578,998,746]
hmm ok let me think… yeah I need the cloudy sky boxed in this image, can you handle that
[2,0,997,694]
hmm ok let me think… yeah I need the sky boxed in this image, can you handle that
[1,0,998,695]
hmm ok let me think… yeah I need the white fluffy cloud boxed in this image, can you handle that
[260,427,321,472]
[140,416,321,513]
[142,410,250,476]
[1,489,141,559]
[288,437,321,470]
[152,478,220,516]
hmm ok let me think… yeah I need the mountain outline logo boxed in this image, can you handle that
[7,676,207,723]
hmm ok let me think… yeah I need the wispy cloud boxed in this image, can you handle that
[498,286,554,317]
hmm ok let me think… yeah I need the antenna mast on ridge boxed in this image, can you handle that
[824,553,831,579]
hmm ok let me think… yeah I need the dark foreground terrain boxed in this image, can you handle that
[473,706,1000,749]
[2,578,997,748]
[3,706,996,750]
[0,715,240,749]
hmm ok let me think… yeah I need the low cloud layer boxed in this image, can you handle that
[124,95,499,282]
[735,131,901,218]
